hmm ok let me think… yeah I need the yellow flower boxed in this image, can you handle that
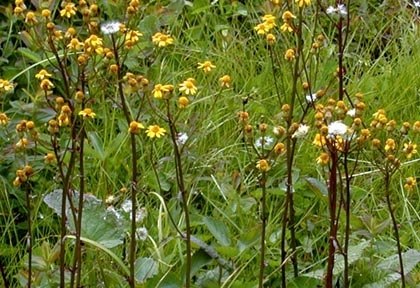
[284,49,295,61]
[295,0,311,7]
[84,35,104,55]
[256,159,270,172]
[35,69,52,80]
[152,32,174,47]
[179,78,197,95]
[266,33,276,45]
[128,121,145,134]
[146,125,166,138]
[219,75,232,88]
[197,61,216,73]
[280,23,293,33]
[0,113,9,126]
[125,29,143,49]
[312,133,326,147]
[316,153,330,165]
[16,137,29,149]
[44,152,56,164]
[67,38,83,50]
[78,108,96,119]
[282,11,296,23]
[274,142,286,155]
[404,177,417,191]
[40,79,54,90]
[60,2,77,18]
[403,142,417,159]
[254,23,270,35]
[152,84,174,99]
[25,11,37,24]
[262,14,276,29]
[178,96,189,108]
[384,138,396,152]
[0,79,14,92]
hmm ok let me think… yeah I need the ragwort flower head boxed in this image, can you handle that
[404,176,417,191]
[403,142,417,159]
[296,0,311,7]
[60,2,77,18]
[146,125,166,138]
[197,61,216,73]
[0,79,14,92]
[152,32,174,47]
[78,108,96,119]
[219,75,232,88]
[328,121,348,137]
[256,159,270,172]
[152,84,174,99]
[179,78,197,95]
[128,121,145,134]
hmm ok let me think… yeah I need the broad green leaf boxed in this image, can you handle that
[135,257,159,283]
[158,272,183,288]
[203,216,231,246]
[191,249,212,277]
[44,190,128,248]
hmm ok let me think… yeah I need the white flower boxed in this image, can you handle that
[136,227,148,241]
[413,0,420,7]
[292,124,309,139]
[337,4,348,15]
[101,21,121,35]
[255,136,274,148]
[176,132,189,146]
[135,207,147,223]
[326,4,347,16]
[305,93,317,104]
[326,6,337,14]
[121,200,132,213]
[346,108,356,117]
[328,121,348,136]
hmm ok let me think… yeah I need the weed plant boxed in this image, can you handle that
[0,0,419,287]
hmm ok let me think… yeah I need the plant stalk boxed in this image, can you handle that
[259,172,267,288]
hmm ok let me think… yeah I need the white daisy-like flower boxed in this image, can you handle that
[326,6,337,14]
[328,121,348,136]
[101,20,121,35]
[135,207,147,223]
[121,199,132,213]
[255,136,274,148]
[413,0,420,7]
[176,132,189,146]
[136,227,148,241]
[326,4,347,16]
[346,108,356,117]
[292,124,310,139]
[305,93,317,104]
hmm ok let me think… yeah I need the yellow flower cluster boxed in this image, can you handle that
[254,14,276,36]
[281,11,296,33]
[13,165,33,187]
[35,69,54,91]
[128,121,166,139]
[0,79,14,93]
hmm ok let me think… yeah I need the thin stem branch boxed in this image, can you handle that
[258,172,267,288]
[25,183,32,288]
[384,173,405,288]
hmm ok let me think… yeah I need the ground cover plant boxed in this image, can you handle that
[0,0,419,287]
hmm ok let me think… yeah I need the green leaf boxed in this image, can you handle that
[44,190,128,248]
[158,272,183,288]
[87,131,105,161]
[305,177,328,199]
[135,257,159,283]
[17,47,42,63]
[191,249,212,277]
[203,216,231,246]
[364,249,420,287]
